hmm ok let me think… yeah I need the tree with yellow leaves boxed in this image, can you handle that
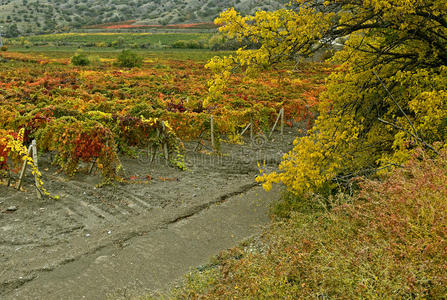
[206,0,447,195]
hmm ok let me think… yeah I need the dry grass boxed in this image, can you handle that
[178,149,447,299]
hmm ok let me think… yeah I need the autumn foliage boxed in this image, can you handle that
[173,3,447,295]
[208,0,446,195]
[0,130,18,171]
[181,149,447,298]
[0,51,327,180]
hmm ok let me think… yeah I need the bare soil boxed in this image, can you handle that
[0,130,297,299]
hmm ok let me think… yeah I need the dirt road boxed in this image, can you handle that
[0,132,295,299]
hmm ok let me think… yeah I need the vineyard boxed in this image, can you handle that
[1,0,444,297]
[0,50,329,190]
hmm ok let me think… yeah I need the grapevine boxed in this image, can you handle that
[0,52,328,185]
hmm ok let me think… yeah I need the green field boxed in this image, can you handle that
[5,47,232,62]
[6,32,215,50]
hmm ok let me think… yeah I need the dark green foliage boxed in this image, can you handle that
[70,52,90,66]
[4,24,20,38]
[116,49,142,68]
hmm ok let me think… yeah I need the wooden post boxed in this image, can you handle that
[163,142,169,163]
[150,146,157,165]
[7,169,11,187]
[280,108,284,137]
[16,145,32,191]
[162,122,169,163]
[16,140,42,199]
[31,140,42,199]
[269,109,283,138]
[240,123,251,137]
[250,121,254,142]
[88,160,96,174]
[210,115,215,150]
[150,127,160,165]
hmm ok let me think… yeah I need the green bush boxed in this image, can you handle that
[116,49,142,68]
[70,52,90,66]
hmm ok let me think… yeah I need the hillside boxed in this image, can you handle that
[0,0,285,36]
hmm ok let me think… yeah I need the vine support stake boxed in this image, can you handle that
[31,140,42,199]
[240,123,251,137]
[280,108,284,138]
[250,119,254,141]
[16,139,42,199]
[150,127,160,165]
[150,146,157,165]
[16,145,32,191]
[269,108,284,139]
[161,121,169,163]
[210,115,215,150]
[7,169,11,187]
[88,160,96,174]
[163,142,169,164]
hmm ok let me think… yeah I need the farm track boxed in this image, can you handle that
[0,132,295,298]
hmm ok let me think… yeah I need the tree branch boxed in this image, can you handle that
[377,118,439,155]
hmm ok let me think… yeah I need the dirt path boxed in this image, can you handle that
[7,185,277,299]
[0,131,296,299]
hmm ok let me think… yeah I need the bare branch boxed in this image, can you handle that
[335,163,404,183]
[373,71,420,138]
[377,118,440,155]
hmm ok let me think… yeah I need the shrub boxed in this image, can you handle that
[116,49,142,68]
[0,46,7,51]
[70,52,90,66]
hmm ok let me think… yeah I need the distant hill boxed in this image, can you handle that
[0,0,286,37]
